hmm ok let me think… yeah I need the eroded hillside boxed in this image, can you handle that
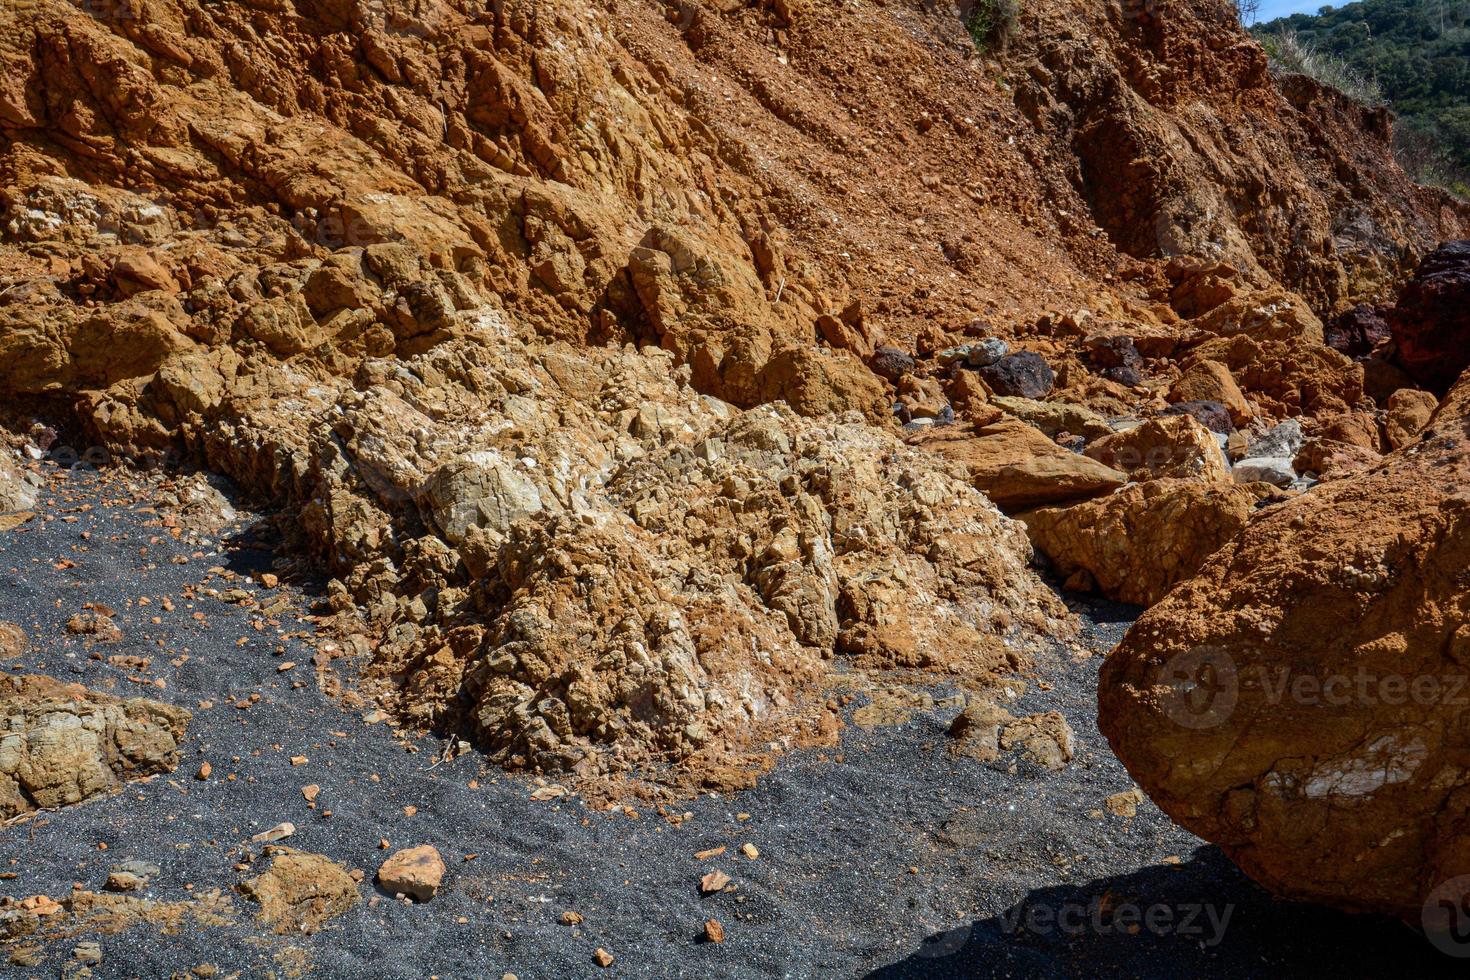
[0,0,1463,792]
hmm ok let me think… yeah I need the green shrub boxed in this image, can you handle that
[965,0,1019,53]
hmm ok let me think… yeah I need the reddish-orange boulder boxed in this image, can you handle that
[1100,369,1470,923]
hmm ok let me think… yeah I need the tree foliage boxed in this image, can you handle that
[1256,0,1470,193]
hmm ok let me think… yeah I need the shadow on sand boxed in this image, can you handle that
[869,846,1463,979]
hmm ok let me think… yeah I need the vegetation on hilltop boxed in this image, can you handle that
[1256,0,1470,195]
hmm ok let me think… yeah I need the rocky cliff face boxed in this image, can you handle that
[0,0,1462,789]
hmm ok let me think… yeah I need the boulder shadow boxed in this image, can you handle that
[868,846,1462,979]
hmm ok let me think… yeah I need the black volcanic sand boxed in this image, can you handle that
[0,465,1460,978]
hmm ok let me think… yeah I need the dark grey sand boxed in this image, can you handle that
[0,465,1459,978]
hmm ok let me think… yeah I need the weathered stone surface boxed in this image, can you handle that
[1293,439,1381,481]
[0,676,190,818]
[912,420,1127,512]
[241,848,359,934]
[1183,290,1364,420]
[377,846,445,901]
[1099,370,1470,920]
[1085,416,1231,484]
[1021,480,1260,607]
[1384,388,1439,450]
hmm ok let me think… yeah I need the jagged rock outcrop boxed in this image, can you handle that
[1099,369,1470,920]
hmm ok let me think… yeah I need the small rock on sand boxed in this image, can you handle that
[377,845,445,901]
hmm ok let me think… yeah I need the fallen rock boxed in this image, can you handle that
[251,823,296,844]
[868,346,915,383]
[1084,416,1231,483]
[0,453,38,514]
[240,848,359,934]
[977,352,1055,399]
[947,701,1076,770]
[1247,418,1306,460]
[1084,334,1144,386]
[1168,360,1252,426]
[1099,369,1470,920]
[377,846,445,901]
[1389,240,1470,392]
[912,420,1127,511]
[63,613,122,643]
[0,675,190,818]
[1021,480,1261,606]
[1384,388,1439,450]
[991,397,1114,441]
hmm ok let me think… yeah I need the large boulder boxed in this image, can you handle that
[1099,370,1470,923]
[0,676,191,817]
[1021,480,1261,607]
[1389,240,1470,393]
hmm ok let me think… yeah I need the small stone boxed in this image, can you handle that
[277,661,296,672]
[700,869,731,894]
[251,822,296,843]
[301,785,320,802]
[560,910,583,926]
[72,941,103,966]
[740,843,759,860]
[289,755,308,766]
[704,918,725,943]
[694,846,725,860]
[377,845,445,901]
[965,338,1008,367]
[593,948,614,968]
[196,762,212,780]
[105,871,145,892]
[1106,788,1146,818]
